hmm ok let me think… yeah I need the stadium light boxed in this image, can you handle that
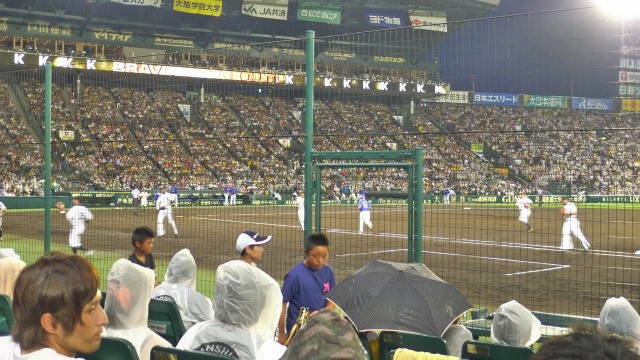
[593,0,640,20]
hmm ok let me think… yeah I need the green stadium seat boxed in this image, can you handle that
[148,298,187,347]
[531,311,598,328]
[0,293,13,336]
[471,307,489,320]
[150,346,235,360]
[378,331,448,360]
[76,336,139,360]
[358,332,374,360]
[461,340,535,360]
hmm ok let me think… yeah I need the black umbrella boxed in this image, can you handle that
[325,260,472,336]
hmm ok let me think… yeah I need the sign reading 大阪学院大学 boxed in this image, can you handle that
[173,0,222,16]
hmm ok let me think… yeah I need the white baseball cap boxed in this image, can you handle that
[236,231,272,253]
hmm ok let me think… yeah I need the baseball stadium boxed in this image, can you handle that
[1,0,640,358]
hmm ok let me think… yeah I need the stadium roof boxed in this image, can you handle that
[0,0,500,43]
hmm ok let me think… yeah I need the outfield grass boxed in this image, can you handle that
[6,234,218,296]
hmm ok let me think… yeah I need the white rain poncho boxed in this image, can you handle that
[0,257,25,300]
[598,296,640,348]
[104,259,171,360]
[0,248,20,260]
[152,249,214,330]
[443,324,473,358]
[177,260,285,360]
[491,300,541,347]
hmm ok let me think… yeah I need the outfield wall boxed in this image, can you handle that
[3,194,637,210]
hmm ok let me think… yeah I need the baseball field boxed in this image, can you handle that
[5,202,639,318]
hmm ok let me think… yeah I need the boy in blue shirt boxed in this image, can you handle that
[278,233,336,344]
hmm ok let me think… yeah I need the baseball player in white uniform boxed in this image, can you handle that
[170,185,179,207]
[560,196,591,250]
[140,190,149,208]
[516,192,534,232]
[157,186,179,238]
[0,201,6,240]
[296,190,305,231]
[357,194,373,234]
[223,184,231,206]
[62,197,94,255]
[230,184,237,206]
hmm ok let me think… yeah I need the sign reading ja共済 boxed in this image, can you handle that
[242,0,288,20]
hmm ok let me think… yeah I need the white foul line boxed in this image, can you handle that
[333,246,570,276]
[192,216,300,229]
[505,265,570,276]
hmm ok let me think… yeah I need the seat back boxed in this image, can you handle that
[150,346,235,360]
[461,340,535,360]
[531,311,598,328]
[358,332,374,360]
[378,331,448,360]
[0,294,13,336]
[148,298,187,346]
[76,336,139,360]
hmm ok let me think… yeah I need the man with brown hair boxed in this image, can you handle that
[532,325,640,360]
[0,252,108,359]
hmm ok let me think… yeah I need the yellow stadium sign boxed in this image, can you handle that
[493,168,509,176]
[622,98,640,112]
[471,144,484,153]
[173,0,222,17]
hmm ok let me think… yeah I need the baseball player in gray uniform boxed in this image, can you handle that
[131,186,141,215]
[157,186,179,238]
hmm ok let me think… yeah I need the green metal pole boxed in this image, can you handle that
[406,167,414,263]
[315,168,321,233]
[304,30,314,242]
[44,62,52,253]
[414,147,424,263]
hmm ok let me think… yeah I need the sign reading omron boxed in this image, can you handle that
[4,51,447,95]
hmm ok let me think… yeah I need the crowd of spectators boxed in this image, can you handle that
[0,81,45,195]
[222,93,296,191]
[3,76,640,196]
[75,84,159,189]
[422,103,640,195]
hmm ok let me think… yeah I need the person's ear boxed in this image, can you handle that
[40,313,63,336]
